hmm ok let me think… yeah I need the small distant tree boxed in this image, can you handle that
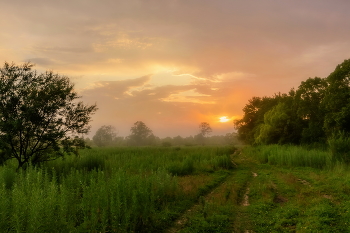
[93,125,117,147]
[127,121,153,146]
[173,135,184,146]
[197,122,212,145]
[0,62,97,169]
[199,122,212,137]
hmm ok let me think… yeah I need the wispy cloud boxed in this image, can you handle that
[2,0,350,136]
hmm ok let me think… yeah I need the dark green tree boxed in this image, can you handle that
[254,102,290,144]
[295,77,328,143]
[234,95,282,144]
[0,62,97,169]
[323,59,350,135]
[127,121,153,146]
[93,125,117,147]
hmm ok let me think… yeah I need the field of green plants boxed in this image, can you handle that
[2,144,350,232]
[0,146,234,232]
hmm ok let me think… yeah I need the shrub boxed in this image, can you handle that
[328,132,350,164]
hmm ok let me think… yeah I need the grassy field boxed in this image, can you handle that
[1,145,350,232]
[0,146,235,232]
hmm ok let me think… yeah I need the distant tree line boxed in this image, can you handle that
[234,59,350,146]
[89,121,238,147]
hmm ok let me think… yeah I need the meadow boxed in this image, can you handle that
[2,144,350,232]
[0,146,235,233]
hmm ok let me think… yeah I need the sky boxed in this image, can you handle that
[1,0,350,138]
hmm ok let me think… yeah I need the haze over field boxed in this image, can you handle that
[1,0,350,137]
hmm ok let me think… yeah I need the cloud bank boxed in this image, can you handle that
[1,0,350,137]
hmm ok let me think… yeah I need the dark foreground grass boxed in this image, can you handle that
[241,145,350,232]
[177,145,350,233]
[2,145,350,232]
[0,146,235,233]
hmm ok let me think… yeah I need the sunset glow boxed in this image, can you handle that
[1,0,349,137]
[219,116,230,123]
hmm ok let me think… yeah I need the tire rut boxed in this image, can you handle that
[164,174,232,233]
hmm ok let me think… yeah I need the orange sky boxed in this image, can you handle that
[1,0,350,137]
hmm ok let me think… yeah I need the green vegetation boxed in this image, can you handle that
[0,146,235,232]
[1,144,350,232]
[238,145,350,232]
[0,62,97,169]
[1,59,350,232]
[234,59,350,147]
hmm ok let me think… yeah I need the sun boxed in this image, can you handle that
[219,116,230,123]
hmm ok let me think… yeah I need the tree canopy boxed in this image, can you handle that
[0,62,97,168]
[199,122,212,137]
[235,59,350,145]
[127,121,154,146]
[93,125,117,147]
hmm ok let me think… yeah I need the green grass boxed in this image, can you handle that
[0,146,235,232]
[237,145,350,232]
[3,144,350,232]
[243,144,333,169]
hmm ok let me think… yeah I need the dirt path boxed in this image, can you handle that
[241,172,258,207]
[165,152,260,233]
[165,176,231,233]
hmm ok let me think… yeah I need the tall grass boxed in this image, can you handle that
[243,145,332,169]
[0,146,235,232]
[328,132,350,164]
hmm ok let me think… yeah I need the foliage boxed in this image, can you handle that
[127,121,155,146]
[235,59,350,146]
[0,62,97,169]
[295,77,327,143]
[92,125,117,147]
[323,59,350,135]
[199,122,212,137]
[254,102,290,144]
[0,146,234,232]
[243,145,332,169]
[328,132,350,164]
[234,95,283,144]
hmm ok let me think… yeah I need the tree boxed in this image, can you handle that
[127,121,153,146]
[93,125,117,147]
[197,122,212,145]
[235,92,302,145]
[295,77,328,143]
[254,102,290,144]
[0,62,97,169]
[234,95,282,144]
[323,59,350,135]
[199,122,212,137]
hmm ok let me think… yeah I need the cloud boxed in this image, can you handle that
[2,0,350,137]
[82,75,152,99]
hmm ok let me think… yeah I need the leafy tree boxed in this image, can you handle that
[199,122,212,137]
[236,91,302,145]
[0,62,97,169]
[295,77,328,143]
[254,102,290,144]
[173,135,184,146]
[93,125,117,147]
[323,59,350,135]
[235,59,350,146]
[197,122,212,145]
[127,121,153,146]
[234,95,283,144]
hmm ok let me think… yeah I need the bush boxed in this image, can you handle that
[328,132,350,164]
[162,141,172,147]
[167,158,195,176]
